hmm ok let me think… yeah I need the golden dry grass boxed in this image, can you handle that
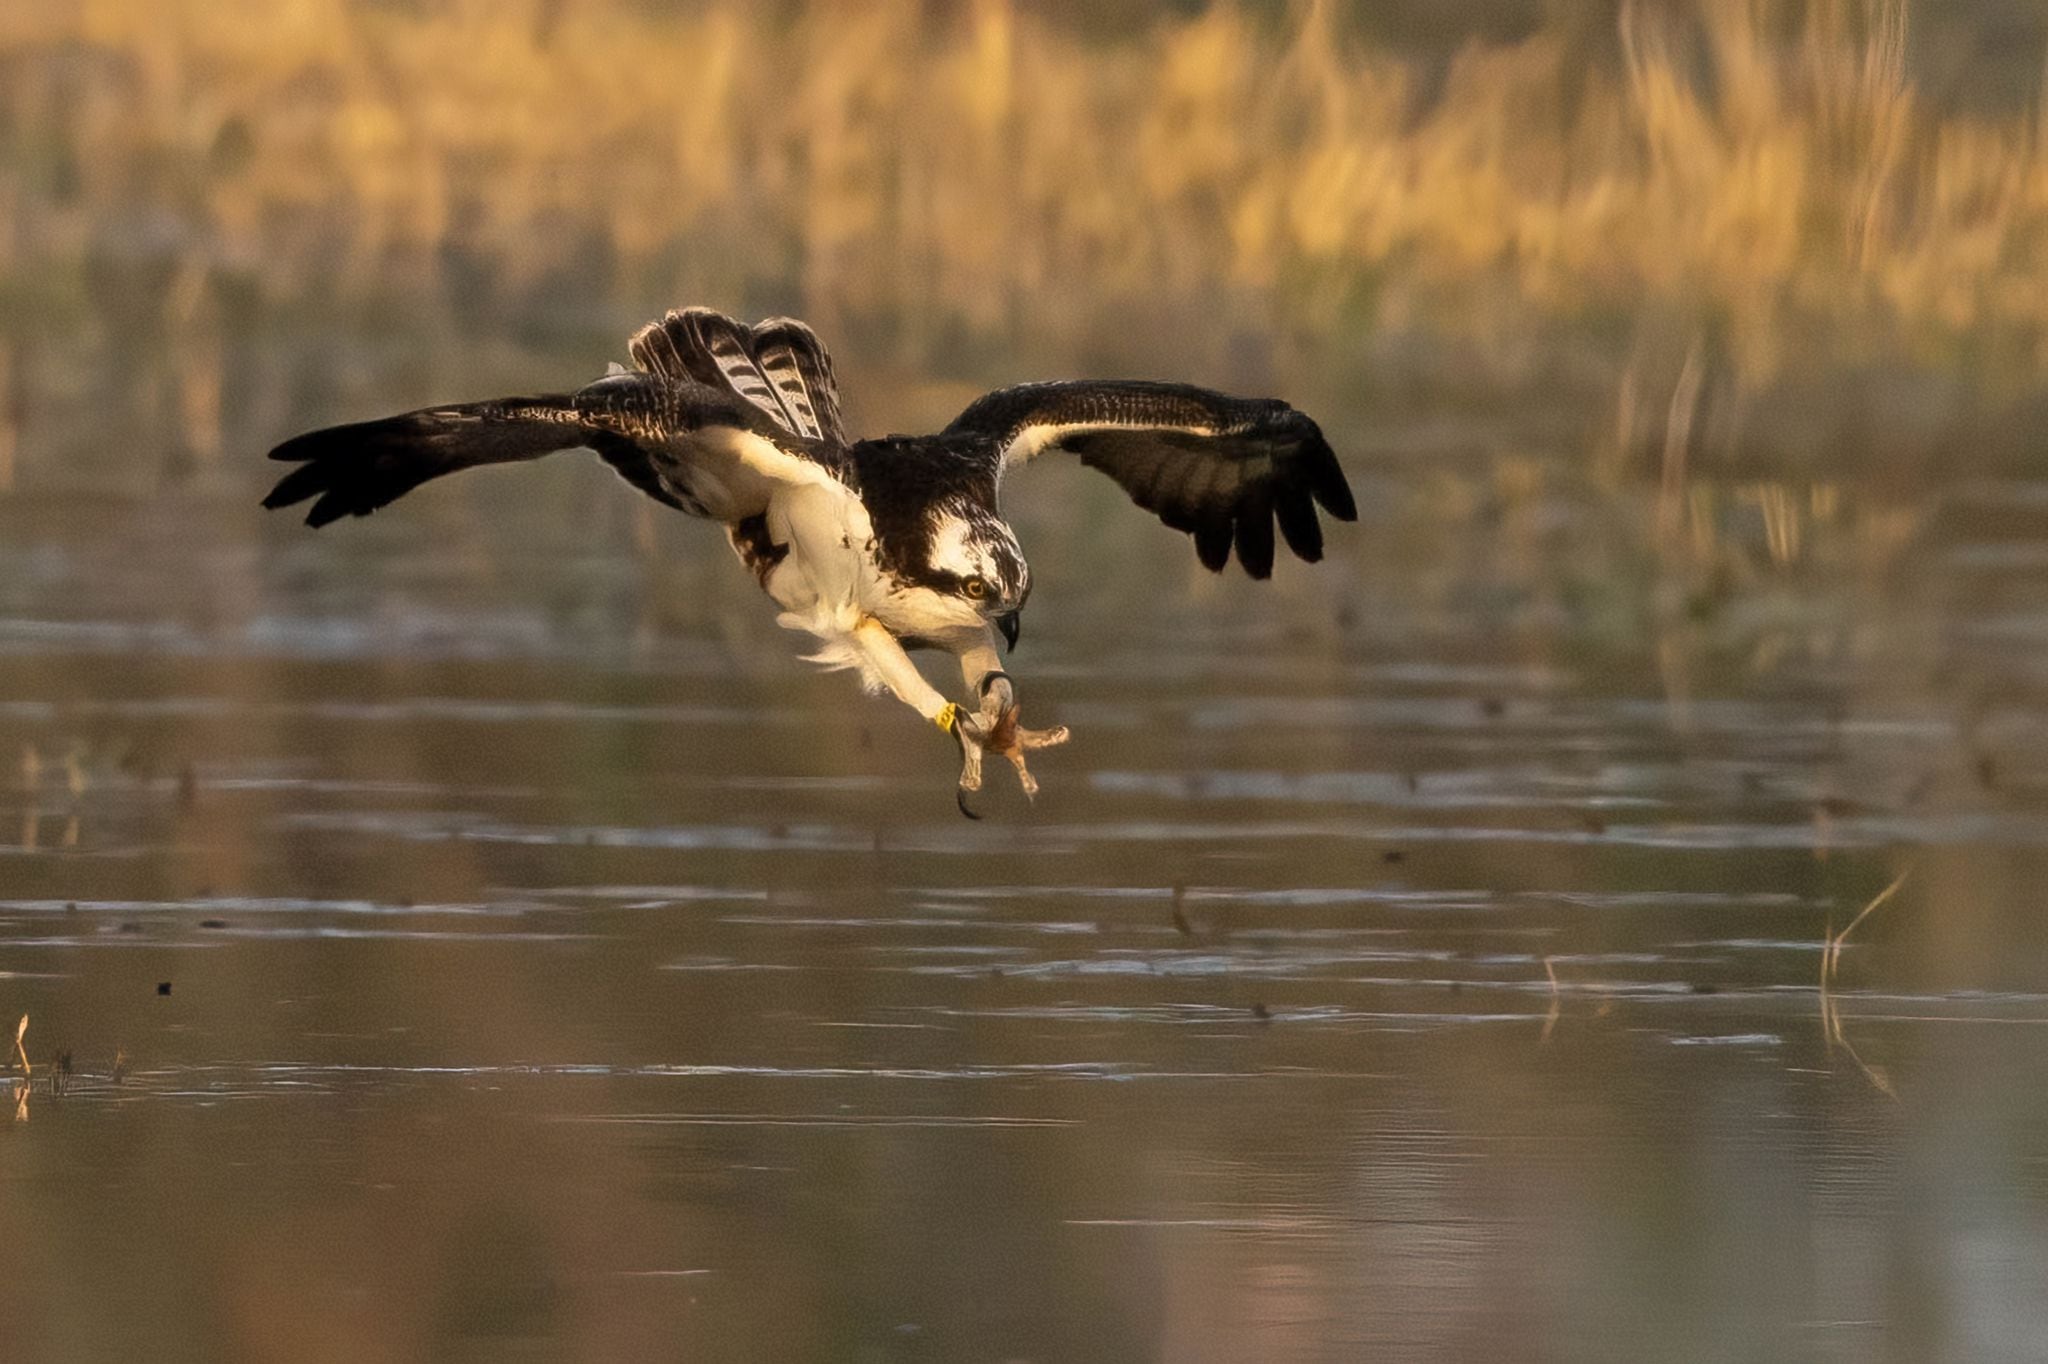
[1,0,2045,473]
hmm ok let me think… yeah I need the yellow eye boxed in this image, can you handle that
[964,579,988,600]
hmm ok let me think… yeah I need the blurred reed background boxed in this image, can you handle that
[9,12,2048,1355]
[3,0,2047,498]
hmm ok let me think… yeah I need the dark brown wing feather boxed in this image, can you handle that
[261,397,589,527]
[944,380,1355,579]
[262,371,829,527]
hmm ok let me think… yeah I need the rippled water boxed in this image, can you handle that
[2,457,2047,1361]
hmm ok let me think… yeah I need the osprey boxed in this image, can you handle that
[263,308,1356,813]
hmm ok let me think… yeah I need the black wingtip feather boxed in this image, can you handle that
[1194,519,1234,573]
[261,423,415,526]
[1234,488,1275,579]
[260,458,336,512]
[263,398,585,529]
[305,493,362,528]
[1303,433,1357,522]
[1274,487,1323,562]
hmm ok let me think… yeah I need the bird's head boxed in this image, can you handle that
[915,506,1031,650]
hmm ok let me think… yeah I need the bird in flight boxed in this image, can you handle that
[264,308,1355,813]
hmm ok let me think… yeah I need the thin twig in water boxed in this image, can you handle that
[10,1015,27,1121]
[1818,868,1911,1097]
[1826,867,1911,984]
[1821,989,1896,1098]
[1541,956,1561,1044]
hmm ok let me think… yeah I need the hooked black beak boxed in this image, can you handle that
[996,610,1022,654]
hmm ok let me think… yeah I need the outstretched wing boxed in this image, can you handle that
[628,308,848,445]
[944,380,1355,578]
[263,370,838,528]
[263,395,596,527]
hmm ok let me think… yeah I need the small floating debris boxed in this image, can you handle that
[156,982,172,997]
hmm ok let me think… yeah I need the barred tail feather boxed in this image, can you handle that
[626,316,700,391]
[630,307,793,433]
[628,307,847,445]
[751,317,844,443]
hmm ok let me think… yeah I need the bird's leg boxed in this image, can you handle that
[851,618,953,723]
[846,620,1002,813]
[953,638,1070,804]
[842,622,1067,814]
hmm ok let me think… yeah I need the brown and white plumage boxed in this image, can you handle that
[263,308,1356,809]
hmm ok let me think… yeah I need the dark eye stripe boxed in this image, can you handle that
[906,566,1009,602]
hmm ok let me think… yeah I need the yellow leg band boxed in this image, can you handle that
[933,702,960,735]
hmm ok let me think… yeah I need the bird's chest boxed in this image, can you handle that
[745,483,887,616]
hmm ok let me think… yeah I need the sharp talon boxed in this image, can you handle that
[1006,751,1040,801]
[946,679,1064,811]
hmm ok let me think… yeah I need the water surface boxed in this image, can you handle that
[1,457,2045,1362]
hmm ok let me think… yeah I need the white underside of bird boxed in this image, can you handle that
[696,424,1062,794]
